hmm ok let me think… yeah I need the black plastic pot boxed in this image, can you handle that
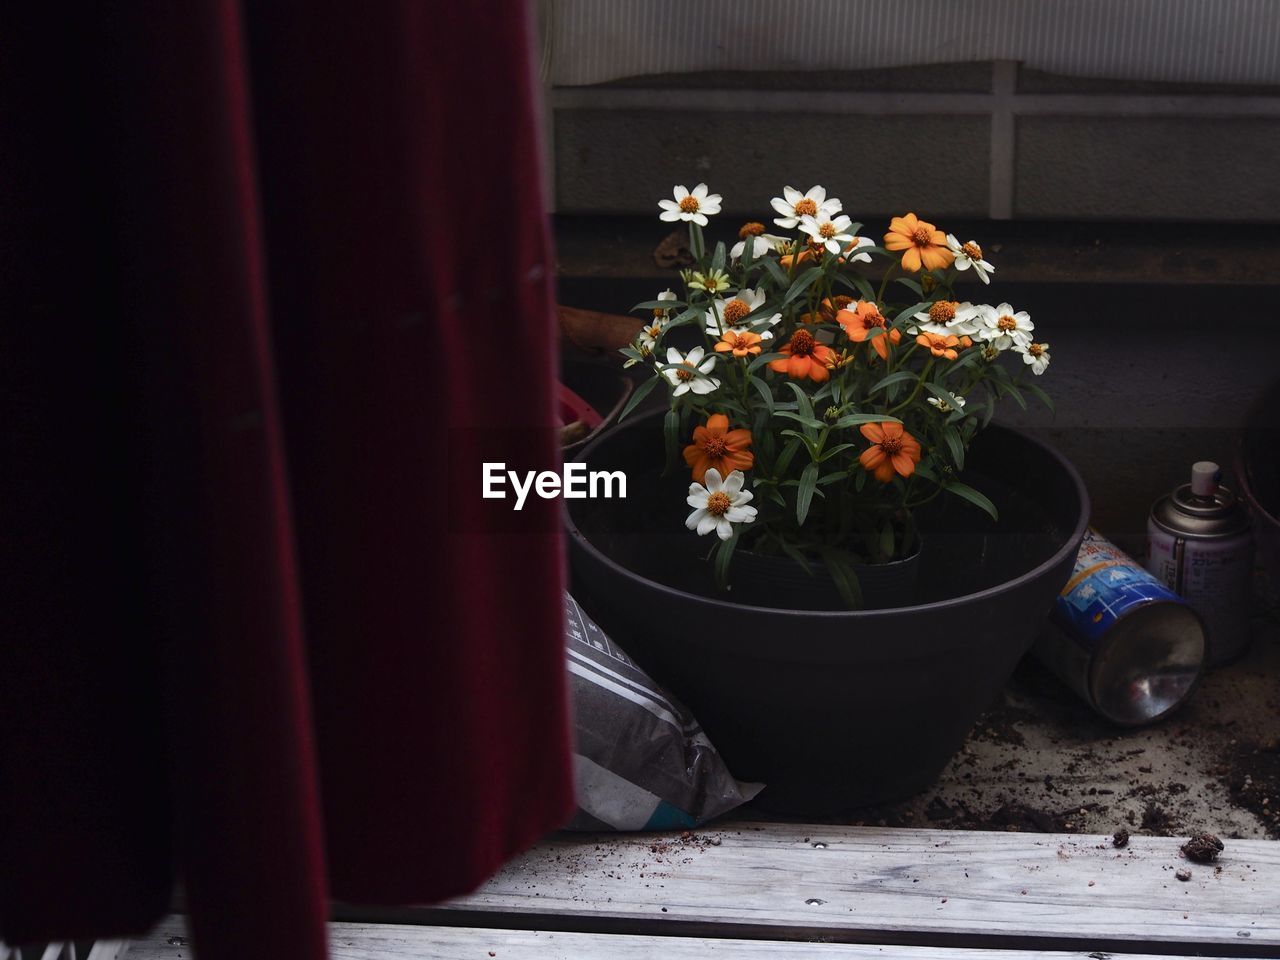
[566,409,1090,814]
[731,543,922,610]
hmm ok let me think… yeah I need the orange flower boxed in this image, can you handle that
[858,422,922,483]
[768,328,836,382]
[916,331,961,360]
[836,300,902,361]
[683,414,754,483]
[799,295,853,325]
[715,329,764,358]
[883,212,954,273]
[777,239,824,270]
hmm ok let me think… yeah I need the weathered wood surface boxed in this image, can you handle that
[128,915,1246,960]
[424,825,1280,953]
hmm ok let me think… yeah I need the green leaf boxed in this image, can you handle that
[775,436,802,476]
[819,546,863,610]
[711,241,726,273]
[796,461,819,525]
[618,373,661,423]
[947,480,999,522]
[942,423,965,471]
[879,519,895,560]
[924,381,964,411]
[782,267,823,307]
[663,408,680,470]
[785,381,816,422]
[817,468,849,484]
[818,442,858,462]
[833,412,899,429]
[747,351,784,373]
[895,278,923,296]
[714,529,739,590]
[774,410,827,432]
[1023,380,1056,413]
[870,370,917,395]
[944,348,984,379]
[778,538,815,576]
[631,299,686,311]
[748,374,775,412]
[779,429,820,458]
[1005,381,1028,410]
[893,301,930,325]
[762,257,789,289]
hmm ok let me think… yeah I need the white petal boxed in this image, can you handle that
[673,185,689,200]
[702,195,722,211]
[672,382,689,396]
[697,357,716,374]
[722,470,745,495]
[773,216,799,229]
[704,468,724,491]
[809,185,826,203]
[686,346,704,363]
[698,513,721,536]
[770,197,792,216]
[831,214,852,231]
[687,485,709,506]
[659,210,681,222]
[715,517,734,541]
[686,507,707,531]
[954,258,971,271]
[730,240,745,258]
[692,213,709,226]
[726,504,757,523]
[691,183,708,199]
[783,186,801,204]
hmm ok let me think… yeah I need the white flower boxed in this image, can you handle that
[799,213,856,256]
[636,317,668,352]
[685,468,757,541]
[976,302,1034,350]
[658,183,722,227]
[703,287,780,339]
[655,288,677,315]
[927,394,967,413]
[1015,341,1051,375]
[770,185,841,229]
[730,232,790,260]
[946,234,995,284]
[660,346,720,396]
[910,300,981,337]
[841,234,875,264]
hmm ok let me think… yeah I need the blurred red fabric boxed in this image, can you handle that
[0,2,573,956]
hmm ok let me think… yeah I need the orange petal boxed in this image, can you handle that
[706,414,729,433]
[725,428,753,448]
[883,233,911,251]
[892,452,917,477]
[808,361,829,382]
[881,421,904,439]
[872,337,889,361]
[715,342,732,353]
[683,444,701,466]
[860,422,885,443]
[875,460,896,483]
[860,447,886,470]
[921,247,955,271]
[788,355,809,378]
[769,358,789,373]
[901,247,923,272]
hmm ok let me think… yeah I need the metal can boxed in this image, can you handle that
[1033,528,1206,726]
[1146,461,1254,666]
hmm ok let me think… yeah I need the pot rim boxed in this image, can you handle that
[565,409,1091,618]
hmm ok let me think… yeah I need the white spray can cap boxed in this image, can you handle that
[1190,461,1220,497]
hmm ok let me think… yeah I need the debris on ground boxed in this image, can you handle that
[1181,833,1225,863]
[1175,868,1192,882]
[1112,828,1130,848]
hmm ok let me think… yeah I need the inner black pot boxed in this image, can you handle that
[566,409,1090,814]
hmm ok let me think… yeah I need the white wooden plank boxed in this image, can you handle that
[430,824,1280,951]
[38,945,65,960]
[126,915,1245,960]
[84,941,129,960]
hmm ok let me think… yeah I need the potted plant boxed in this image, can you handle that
[567,183,1088,812]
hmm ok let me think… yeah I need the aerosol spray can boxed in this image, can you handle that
[1147,461,1254,665]
[1033,528,1206,726]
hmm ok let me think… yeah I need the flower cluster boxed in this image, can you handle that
[619,184,1053,606]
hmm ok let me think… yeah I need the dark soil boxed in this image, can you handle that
[1224,738,1280,839]
[1181,833,1224,863]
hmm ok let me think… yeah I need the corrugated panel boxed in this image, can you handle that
[544,0,1280,86]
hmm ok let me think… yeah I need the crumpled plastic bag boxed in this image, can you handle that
[564,593,763,830]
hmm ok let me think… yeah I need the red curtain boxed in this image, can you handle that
[0,2,573,957]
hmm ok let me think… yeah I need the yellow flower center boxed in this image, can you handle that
[819,222,837,239]
[862,308,886,330]
[880,436,904,455]
[705,491,733,516]
[739,221,765,238]
[962,241,983,260]
[678,195,701,213]
[645,323,662,337]
[676,368,694,380]
[929,301,957,324]
[732,334,751,351]
[722,299,750,325]
[1028,343,1046,358]
[789,329,816,357]
[794,198,818,216]
[703,436,728,458]
[997,315,1017,332]
[911,226,933,247]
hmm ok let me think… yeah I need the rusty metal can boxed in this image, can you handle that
[1146,461,1254,666]
[1033,528,1206,725]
